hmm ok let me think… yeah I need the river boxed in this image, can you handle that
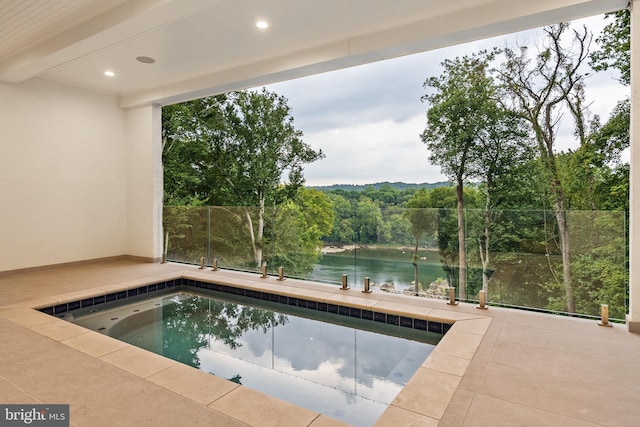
[309,247,446,292]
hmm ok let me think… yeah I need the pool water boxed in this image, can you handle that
[67,291,435,427]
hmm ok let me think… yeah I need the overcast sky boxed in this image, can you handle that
[261,14,629,187]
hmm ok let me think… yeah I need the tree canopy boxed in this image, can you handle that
[162,88,327,272]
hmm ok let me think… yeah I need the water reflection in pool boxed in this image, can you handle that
[75,293,435,427]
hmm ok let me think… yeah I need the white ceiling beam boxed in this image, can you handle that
[0,0,213,83]
[119,0,628,109]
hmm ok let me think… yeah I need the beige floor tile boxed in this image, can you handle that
[105,272,182,288]
[263,286,333,302]
[374,405,439,427]
[464,394,605,427]
[434,330,483,360]
[270,287,335,302]
[437,388,474,426]
[59,364,245,427]
[27,318,92,342]
[0,326,128,402]
[51,289,105,304]
[489,339,640,394]
[391,368,461,420]
[0,377,40,404]
[99,345,177,378]
[96,283,136,294]
[324,292,378,310]
[4,309,58,327]
[208,386,319,427]
[0,307,34,320]
[470,316,503,362]
[337,287,434,305]
[428,308,487,322]
[147,363,239,405]
[6,296,58,309]
[62,331,129,357]
[458,358,487,391]
[498,322,638,364]
[421,350,470,376]
[505,309,627,339]
[0,319,51,358]
[450,317,492,335]
[371,300,432,318]
[479,363,638,425]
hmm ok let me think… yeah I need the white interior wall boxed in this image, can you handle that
[0,78,128,272]
[125,104,163,262]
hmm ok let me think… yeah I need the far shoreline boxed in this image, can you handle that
[321,244,440,254]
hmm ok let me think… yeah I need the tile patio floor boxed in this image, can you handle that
[0,258,638,426]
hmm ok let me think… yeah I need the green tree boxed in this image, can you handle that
[220,90,324,267]
[406,189,437,294]
[162,205,208,263]
[162,96,227,205]
[324,193,355,244]
[587,10,630,209]
[427,186,482,294]
[162,89,324,268]
[387,213,412,245]
[421,50,499,300]
[356,197,385,244]
[590,9,630,86]
[587,9,630,211]
[270,187,334,276]
[497,23,592,314]
[473,109,533,295]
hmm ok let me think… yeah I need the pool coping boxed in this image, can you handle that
[0,265,493,426]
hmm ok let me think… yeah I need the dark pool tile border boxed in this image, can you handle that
[40,306,55,315]
[39,278,450,337]
[44,279,182,316]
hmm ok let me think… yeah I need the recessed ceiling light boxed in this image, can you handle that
[256,20,268,29]
[104,70,115,77]
[136,56,156,64]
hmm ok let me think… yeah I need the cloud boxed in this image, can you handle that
[261,14,626,186]
[302,115,447,186]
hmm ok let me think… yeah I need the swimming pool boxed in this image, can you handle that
[52,284,441,427]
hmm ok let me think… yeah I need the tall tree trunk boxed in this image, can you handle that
[243,201,264,269]
[456,178,467,300]
[544,143,575,313]
[480,191,491,295]
[413,235,419,295]
[256,196,265,268]
[553,199,574,313]
[243,207,257,266]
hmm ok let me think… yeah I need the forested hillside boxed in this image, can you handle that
[312,181,449,192]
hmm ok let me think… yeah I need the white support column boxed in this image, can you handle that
[629,0,640,332]
[125,103,163,262]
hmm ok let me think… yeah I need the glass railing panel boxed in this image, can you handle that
[268,201,320,279]
[343,207,443,295]
[567,210,627,320]
[464,208,558,308]
[163,205,210,265]
[209,206,263,274]
[163,204,628,320]
[463,208,627,320]
[313,203,357,286]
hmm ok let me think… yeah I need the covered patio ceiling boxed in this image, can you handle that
[0,0,628,108]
